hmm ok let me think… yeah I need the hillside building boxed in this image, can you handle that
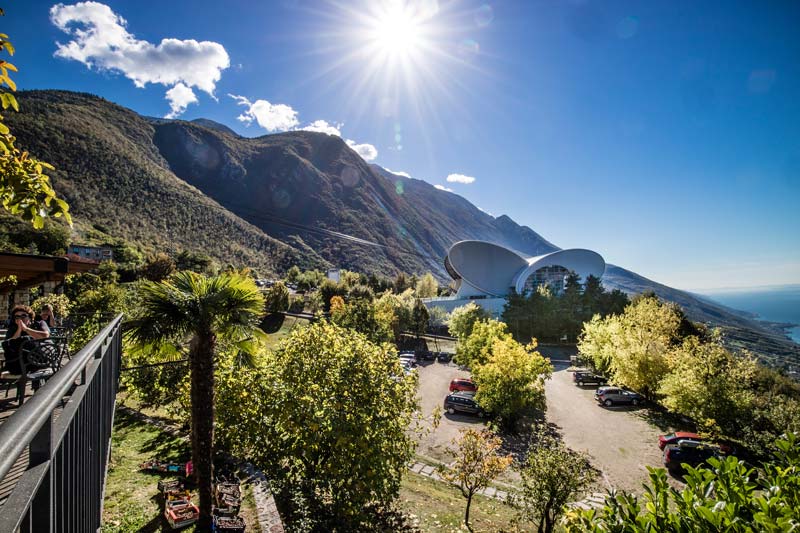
[423,241,606,316]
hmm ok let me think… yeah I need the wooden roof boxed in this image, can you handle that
[0,252,99,293]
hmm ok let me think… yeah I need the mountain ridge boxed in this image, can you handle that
[6,89,798,368]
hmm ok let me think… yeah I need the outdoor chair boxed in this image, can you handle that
[1,336,69,408]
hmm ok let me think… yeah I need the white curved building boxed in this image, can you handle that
[427,241,606,315]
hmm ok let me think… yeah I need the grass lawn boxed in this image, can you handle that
[261,314,310,351]
[399,472,517,533]
[101,409,261,532]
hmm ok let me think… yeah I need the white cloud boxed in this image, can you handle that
[165,83,198,119]
[447,173,476,184]
[435,184,454,192]
[227,95,378,161]
[477,206,495,217]
[229,94,299,131]
[50,2,229,118]
[345,140,378,161]
[301,120,342,136]
[384,167,411,178]
[302,120,376,161]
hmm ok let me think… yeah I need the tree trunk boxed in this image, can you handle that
[190,332,216,531]
[464,492,474,532]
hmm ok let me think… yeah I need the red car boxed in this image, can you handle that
[449,378,477,393]
[658,432,702,450]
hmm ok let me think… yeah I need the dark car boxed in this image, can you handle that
[437,352,453,363]
[572,371,607,386]
[417,350,437,361]
[443,391,485,417]
[663,440,720,473]
[595,386,644,407]
[449,378,477,393]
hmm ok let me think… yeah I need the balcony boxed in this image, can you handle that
[0,315,123,532]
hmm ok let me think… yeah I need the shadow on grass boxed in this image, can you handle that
[261,313,286,333]
[141,430,190,461]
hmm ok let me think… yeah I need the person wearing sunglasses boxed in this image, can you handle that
[2,305,50,375]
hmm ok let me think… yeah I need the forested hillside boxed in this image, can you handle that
[6,90,322,275]
[5,90,797,367]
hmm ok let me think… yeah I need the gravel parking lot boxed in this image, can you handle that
[414,352,674,494]
[415,360,486,464]
[545,361,670,493]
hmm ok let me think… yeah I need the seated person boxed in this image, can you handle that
[2,305,50,375]
[37,303,57,329]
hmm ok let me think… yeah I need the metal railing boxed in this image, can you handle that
[0,314,123,532]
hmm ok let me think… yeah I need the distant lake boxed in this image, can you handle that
[702,285,800,344]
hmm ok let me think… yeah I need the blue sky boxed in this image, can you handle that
[6,0,799,291]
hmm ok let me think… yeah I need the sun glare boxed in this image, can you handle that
[371,6,422,57]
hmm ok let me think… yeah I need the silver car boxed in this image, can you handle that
[595,386,644,407]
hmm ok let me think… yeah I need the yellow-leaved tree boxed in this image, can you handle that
[440,428,513,532]
[0,9,70,227]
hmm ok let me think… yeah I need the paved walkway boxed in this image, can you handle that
[407,459,513,501]
[407,457,609,512]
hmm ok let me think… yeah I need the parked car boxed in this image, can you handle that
[449,378,477,393]
[437,352,453,363]
[663,439,720,473]
[572,371,608,386]
[658,432,733,454]
[595,387,644,407]
[417,350,437,361]
[443,391,486,417]
[399,352,417,367]
[658,432,702,450]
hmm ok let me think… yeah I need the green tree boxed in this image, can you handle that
[0,16,71,227]
[448,302,490,341]
[331,296,393,344]
[473,337,552,429]
[455,318,511,368]
[216,321,419,528]
[139,252,176,281]
[410,298,430,338]
[440,428,513,532]
[566,433,800,532]
[415,272,438,299]
[175,250,214,274]
[264,281,290,313]
[284,265,301,283]
[319,278,347,312]
[427,305,450,330]
[31,293,71,319]
[659,334,757,435]
[515,426,594,533]
[579,295,683,400]
[126,271,265,530]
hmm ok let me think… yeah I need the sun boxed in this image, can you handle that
[370,5,423,58]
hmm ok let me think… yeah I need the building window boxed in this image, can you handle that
[524,265,570,294]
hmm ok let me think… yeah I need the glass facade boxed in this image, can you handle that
[523,265,570,294]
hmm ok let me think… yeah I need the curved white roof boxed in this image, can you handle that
[445,240,605,298]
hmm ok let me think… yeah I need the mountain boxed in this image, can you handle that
[6,90,322,274]
[6,90,798,367]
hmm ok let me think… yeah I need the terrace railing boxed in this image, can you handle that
[0,314,123,532]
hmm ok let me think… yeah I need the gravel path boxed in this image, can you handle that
[545,361,670,493]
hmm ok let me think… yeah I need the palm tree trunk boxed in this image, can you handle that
[190,332,216,531]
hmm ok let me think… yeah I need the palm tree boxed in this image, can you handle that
[126,270,265,530]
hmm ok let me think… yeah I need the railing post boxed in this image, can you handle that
[29,412,53,532]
